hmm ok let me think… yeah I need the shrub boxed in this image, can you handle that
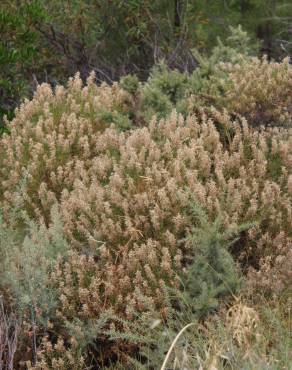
[138,27,292,128]
[140,63,190,120]
[0,202,69,368]
[189,32,292,127]
[119,26,255,123]
[2,95,290,276]
[1,57,291,365]
[1,83,291,364]
[0,78,291,292]
[181,203,248,317]
[32,202,249,368]
[202,56,292,127]
[141,55,292,128]
[0,73,134,222]
[119,75,140,95]
[0,204,68,319]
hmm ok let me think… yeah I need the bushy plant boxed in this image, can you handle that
[214,56,292,126]
[181,203,250,317]
[187,26,292,126]
[138,26,292,127]
[32,202,251,368]
[144,55,292,128]
[2,99,291,278]
[0,2,291,366]
[120,75,140,95]
[1,81,291,365]
[140,63,190,120]
[117,26,253,123]
[1,207,67,315]
[0,1,47,130]
[0,72,135,221]
[1,45,292,365]
[0,206,68,365]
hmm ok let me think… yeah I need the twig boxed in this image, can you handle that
[160,322,195,370]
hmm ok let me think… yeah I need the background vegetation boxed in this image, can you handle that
[1,0,292,128]
[0,1,291,369]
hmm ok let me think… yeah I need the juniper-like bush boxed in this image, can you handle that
[181,203,252,317]
[136,26,292,127]
[120,74,140,95]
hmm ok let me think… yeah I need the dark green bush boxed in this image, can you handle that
[0,1,47,129]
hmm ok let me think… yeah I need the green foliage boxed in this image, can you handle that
[0,2,286,131]
[103,204,255,368]
[139,25,257,120]
[1,0,291,128]
[0,204,68,324]
[186,25,258,110]
[181,203,252,317]
[0,200,69,366]
[187,0,292,59]
[97,109,133,131]
[140,62,189,120]
[120,74,140,95]
[191,25,257,76]
[0,1,46,128]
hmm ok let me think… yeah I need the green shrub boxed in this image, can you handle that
[138,26,259,122]
[0,202,68,368]
[181,203,250,317]
[120,75,140,95]
[0,1,46,128]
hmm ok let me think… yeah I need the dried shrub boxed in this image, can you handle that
[189,56,292,127]
[1,92,291,286]
[220,56,292,126]
[57,110,291,294]
[0,70,291,366]
[0,73,134,222]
